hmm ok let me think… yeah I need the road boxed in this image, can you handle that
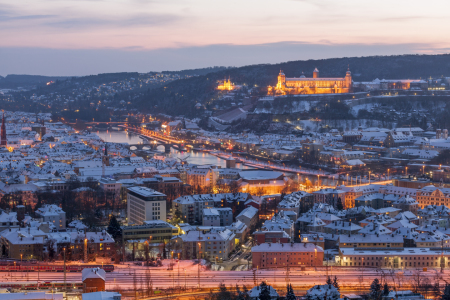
[1,266,450,294]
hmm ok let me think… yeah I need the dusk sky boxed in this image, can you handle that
[1,0,449,76]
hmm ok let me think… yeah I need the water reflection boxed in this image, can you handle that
[95,131,250,169]
[95,130,342,185]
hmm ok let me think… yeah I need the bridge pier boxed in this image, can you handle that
[164,144,171,153]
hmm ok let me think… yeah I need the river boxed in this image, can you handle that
[95,130,344,186]
[95,130,251,169]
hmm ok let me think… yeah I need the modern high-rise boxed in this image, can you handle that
[127,186,166,225]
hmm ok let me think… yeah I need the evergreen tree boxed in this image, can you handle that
[383,282,389,296]
[242,285,249,300]
[336,198,344,211]
[441,284,450,300]
[215,284,232,300]
[326,276,332,285]
[333,276,340,291]
[107,215,122,240]
[369,278,381,300]
[259,282,271,300]
[170,209,186,225]
[236,285,245,300]
[286,284,296,300]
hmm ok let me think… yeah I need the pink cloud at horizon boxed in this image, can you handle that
[1,0,449,51]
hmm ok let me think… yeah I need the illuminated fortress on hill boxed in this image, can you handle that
[268,68,352,95]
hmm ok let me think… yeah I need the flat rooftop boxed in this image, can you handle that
[127,186,166,199]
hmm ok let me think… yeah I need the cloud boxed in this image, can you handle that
[0,7,57,22]
[379,16,428,22]
[42,13,184,29]
[0,14,57,22]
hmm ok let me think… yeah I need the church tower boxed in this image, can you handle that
[345,68,352,90]
[276,70,286,90]
[102,143,110,167]
[1,113,7,147]
[313,68,319,78]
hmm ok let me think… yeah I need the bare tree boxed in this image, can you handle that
[411,270,422,294]
[145,268,153,296]
[420,277,432,299]
[133,270,138,300]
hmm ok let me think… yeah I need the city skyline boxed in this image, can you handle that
[1,0,450,76]
[3,1,450,299]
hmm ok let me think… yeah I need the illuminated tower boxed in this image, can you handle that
[313,68,319,78]
[1,113,6,147]
[276,70,286,90]
[345,68,352,90]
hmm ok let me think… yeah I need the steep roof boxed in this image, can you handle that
[82,267,106,282]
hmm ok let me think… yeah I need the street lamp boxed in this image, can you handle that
[197,242,201,288]
[63,247,66,292]
[388,169,390,180]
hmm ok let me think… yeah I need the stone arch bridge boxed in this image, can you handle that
[125,142,175,153]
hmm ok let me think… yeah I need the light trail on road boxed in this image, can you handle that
[1,267,449,293]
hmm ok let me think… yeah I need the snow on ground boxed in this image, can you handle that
[254,100,315,114]
[211,264,224,271]
[235,265,249,271]
[296,119,394,132]
[350,103,375,117]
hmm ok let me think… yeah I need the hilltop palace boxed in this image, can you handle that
[268,68,352,95]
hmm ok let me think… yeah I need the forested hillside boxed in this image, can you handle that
[135,54,450,116]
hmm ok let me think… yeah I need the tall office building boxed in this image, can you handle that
[127,186,166,225]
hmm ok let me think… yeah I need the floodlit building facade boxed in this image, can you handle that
[268,68,352,95]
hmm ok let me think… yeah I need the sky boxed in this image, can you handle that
[1,0,449,76]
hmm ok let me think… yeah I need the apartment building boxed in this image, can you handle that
[252,243,324,269]
[340,247,450,269]
[416,185,450,209]
[173,193,250,224]
[202,208,233,226]
[35,204,66,230]
[174,229,236,263]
